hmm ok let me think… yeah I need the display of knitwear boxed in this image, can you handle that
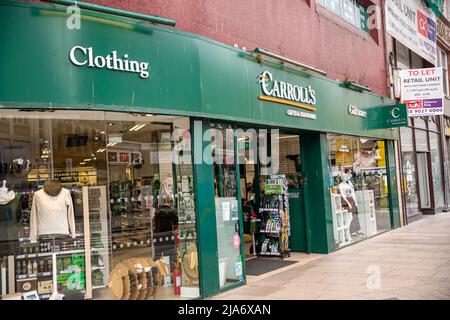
[29,187,76,244]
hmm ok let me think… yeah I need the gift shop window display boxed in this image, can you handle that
[0,110,109,300]
[328,134,392,248]
[210,123,244,289]
[0,110,199,300]
[103,113,199,300]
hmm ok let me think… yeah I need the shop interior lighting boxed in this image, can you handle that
[129,123,147,132]
[254,48,327,76]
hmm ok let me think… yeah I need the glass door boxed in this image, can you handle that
[210,123,244,289]
[417,153,431,209]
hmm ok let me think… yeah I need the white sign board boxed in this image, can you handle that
[400,67,444,117]
[385,0,437,65]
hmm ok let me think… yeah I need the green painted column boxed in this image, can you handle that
[301,132,335,254]
[385,140,401,229]
[192,118,220,298]
[233,128,247,281]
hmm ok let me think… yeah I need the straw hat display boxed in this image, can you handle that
[108,257,169,300]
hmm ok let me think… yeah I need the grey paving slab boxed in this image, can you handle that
[212,213,450,300]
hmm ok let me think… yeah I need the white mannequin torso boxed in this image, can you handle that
[0,180,8,197]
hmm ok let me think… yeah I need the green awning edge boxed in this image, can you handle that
[424,0,444,18]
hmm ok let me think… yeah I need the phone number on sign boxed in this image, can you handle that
[409,109,443,114]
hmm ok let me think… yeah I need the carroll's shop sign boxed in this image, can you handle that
[368,104,408,129]
[258,71,318,120]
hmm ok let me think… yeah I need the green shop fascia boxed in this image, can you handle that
[0,1,402,298]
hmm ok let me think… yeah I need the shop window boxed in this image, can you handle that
[209,122,244,289]
[400,127,414,152]
[428,116,439,132]
[414,129,429,152]
[417,153,431,208]
[316,0,369,32]
[429,133,445,207]
[0,110,199,300]
[395,41,410,70]
[399,127,419,217]
[411,51,424,69]
[104,112,198,299]
[437,48,449,96]
[414,117,428,130]
[328,134,391,249]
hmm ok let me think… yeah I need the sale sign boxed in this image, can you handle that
[399,67,444,117]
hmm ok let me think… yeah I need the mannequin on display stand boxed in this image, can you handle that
[338,173,361,241]
[29,179,76,300]
[0,180,15,205]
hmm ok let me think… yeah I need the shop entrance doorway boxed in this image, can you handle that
[237,132,307,276]
[417,152,431,209]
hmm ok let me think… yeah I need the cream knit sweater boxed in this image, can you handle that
[30,188,76,243]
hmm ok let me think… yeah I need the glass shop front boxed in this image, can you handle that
[328,134,392,248]
[0,110,199,300]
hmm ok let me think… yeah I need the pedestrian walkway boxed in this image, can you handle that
[213,213,450,300]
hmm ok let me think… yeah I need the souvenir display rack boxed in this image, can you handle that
[256,175,291,259]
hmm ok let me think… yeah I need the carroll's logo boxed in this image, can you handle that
[258,71,317,112]
[391,107,400,119]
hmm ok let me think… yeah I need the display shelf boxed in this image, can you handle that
[17,249,87,259]
[82,185,110,299]
[257,175,291,259]
[91,266,105,271]
[355,190,377,237]
[16,274,37,280]
[59,269,85,275]
[55,249,85,255]
[258,208,279,212]
[259,231,280,237]
[92,285,106,290]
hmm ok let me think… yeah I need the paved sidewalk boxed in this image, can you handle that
[213,213,450,300]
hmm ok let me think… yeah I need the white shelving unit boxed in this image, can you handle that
[330,192,352,246]
[355,190,377,237]
[82,186,110,299]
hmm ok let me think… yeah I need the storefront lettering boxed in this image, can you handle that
[348,105,367,118]
[258,71,317,112]
[286,109,317,120]
[69,46,149,79]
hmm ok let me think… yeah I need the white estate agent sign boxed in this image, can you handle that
[400,67,444,117]
[385,0,437,65]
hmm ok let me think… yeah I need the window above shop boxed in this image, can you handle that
[437,47,449,96]
[316,0,369,32]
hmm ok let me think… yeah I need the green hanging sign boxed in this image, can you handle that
[424,0,444,18]
[367,104,408,129]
